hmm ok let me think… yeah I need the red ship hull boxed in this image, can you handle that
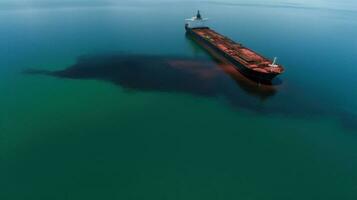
[186,27,284,83]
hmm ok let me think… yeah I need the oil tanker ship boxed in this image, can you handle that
[185,11,284,82]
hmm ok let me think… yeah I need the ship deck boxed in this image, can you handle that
[192,28,284,74]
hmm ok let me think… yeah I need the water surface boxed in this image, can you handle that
[1,1,357,199]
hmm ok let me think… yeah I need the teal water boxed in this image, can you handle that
[1,0,357,199]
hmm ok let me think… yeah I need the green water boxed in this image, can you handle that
[1,1,357,199]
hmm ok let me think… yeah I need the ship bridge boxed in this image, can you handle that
[185,10,208,29]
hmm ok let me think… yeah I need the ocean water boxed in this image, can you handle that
[1,0,357,199]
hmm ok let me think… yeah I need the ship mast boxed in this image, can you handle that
[269,57,278,67]
[196,10,202,20]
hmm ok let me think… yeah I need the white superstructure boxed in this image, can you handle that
[185,10,208,29]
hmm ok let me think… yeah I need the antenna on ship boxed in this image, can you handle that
[269,57,278,67]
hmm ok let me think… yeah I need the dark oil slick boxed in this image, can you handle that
[24,54,357,131]
[24,54,276,99]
